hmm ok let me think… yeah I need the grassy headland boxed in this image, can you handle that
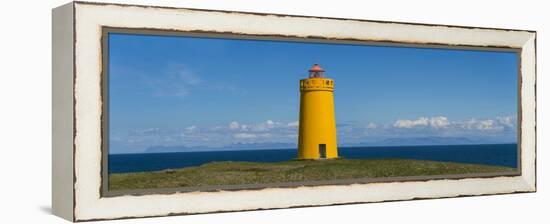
[109,159,516,191]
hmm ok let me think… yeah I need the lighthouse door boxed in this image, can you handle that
[319,144,327,159]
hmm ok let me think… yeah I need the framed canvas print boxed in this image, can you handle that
[52,1,537,222]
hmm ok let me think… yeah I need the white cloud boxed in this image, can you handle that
[366,122,377,129]
[115,115,516,153]
[497,116,516,127]
[362,123,378,137]
[392,115,515,133]
[287,121,299,127]
[185,125,196,132]
[286,133,298,139]
[479,120,499,130]
[394,116,450,129]
[429,116,450,129]
[126,139,143,143]
[163,137,174,142]
[249,120,280,131]
[129,127,161,135]
[233,133,257,139]
[258,133,272,138]
[462,118,508,131]
[225,120,300,143]
[229,121,240,129]
[394,117,429,128]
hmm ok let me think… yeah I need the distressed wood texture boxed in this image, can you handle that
[53,1,538,221]
[52,2,75,222]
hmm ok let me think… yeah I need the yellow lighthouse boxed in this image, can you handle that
[298,64,338,160]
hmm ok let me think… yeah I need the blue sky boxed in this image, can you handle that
[108,33,518,154]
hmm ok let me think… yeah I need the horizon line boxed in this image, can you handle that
[109,142,518,155]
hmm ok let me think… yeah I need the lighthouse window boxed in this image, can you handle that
[326,81,330,85]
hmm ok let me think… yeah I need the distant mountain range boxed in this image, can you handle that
[356,136,477,147]
[144,142,297,153]
[142,136,494,153]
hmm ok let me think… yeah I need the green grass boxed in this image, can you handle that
[109,159,516,191]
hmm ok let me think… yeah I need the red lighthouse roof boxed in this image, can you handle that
[308,64,326,78]
[308,64,325,72]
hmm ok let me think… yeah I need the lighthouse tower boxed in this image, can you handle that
[298,64,338,160]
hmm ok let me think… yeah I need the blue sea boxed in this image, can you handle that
[108,144,518,174]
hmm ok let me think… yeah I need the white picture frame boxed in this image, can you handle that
[52,1,536,221]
